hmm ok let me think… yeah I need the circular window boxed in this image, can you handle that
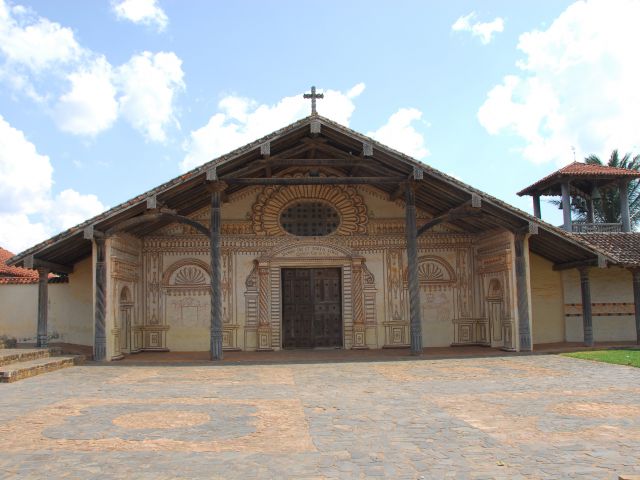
[280,201,340,236]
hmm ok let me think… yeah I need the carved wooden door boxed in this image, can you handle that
[282,268,342,348]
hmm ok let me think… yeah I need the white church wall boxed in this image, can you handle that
[0,284,38,341]
[49,256,93,346]
[530,253,565,344]
[562,267,636,342]
[0,256,93,345]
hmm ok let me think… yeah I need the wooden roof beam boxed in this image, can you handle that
[225,176,407,186]
[23,255,73,274]
[417,201,481,237]
[553,254,607,271]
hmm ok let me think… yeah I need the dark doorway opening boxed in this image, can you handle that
[282,268,342,349]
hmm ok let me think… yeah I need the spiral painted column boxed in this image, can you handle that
[405,183,423,355]
[94,237,107,361]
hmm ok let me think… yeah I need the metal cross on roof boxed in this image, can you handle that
[303,86,324,115]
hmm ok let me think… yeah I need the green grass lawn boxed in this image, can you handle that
[562,348,640,368]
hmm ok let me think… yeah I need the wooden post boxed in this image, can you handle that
[578,267,594,347]
[561,181,572,232]
[94,237,107,361]
[587,199,595,223]
[631,269,640,345]
[532,194,541,219]
[36,267,49,348]
[620,180,631,232]
[209,181,227,360]
[405,183,423,355]
[514,233,532,351]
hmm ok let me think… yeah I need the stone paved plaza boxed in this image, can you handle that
[0,354,639,479]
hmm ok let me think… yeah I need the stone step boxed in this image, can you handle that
[0,355,84,383]
[0,347,61,367]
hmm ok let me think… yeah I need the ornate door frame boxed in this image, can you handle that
[253,239,369,350]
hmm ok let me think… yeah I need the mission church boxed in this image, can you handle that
[3,89,640,361]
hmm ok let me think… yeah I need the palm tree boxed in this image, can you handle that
[565,150,640,228]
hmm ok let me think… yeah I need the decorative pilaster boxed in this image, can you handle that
[209,181,227,360]
[351,260,367,349]
[514,233,532,351]
[579,267,594,347]
[36,267,49,348]
[94,237,107,361]
[632,269,640,345]
[256,264,273,350]
[405,183,423,354]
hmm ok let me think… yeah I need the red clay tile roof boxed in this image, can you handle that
[0,247,64,284]
[518,162,640,196]
[0,246,39,282]
[577,233,640,267]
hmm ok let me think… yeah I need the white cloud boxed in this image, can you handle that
[0,114,52,214]
[0,115,106,253]
[0,0,83,71]
[0,1,183,141]
[452,12,504,45]
[180,84,366,171]
[50,189,105,231]
[368,108,430,160]
[116,51,185,142]
[478,0,640,165]
[54,56,118,136]
[112,0,168,31]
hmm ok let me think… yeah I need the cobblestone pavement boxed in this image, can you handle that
[0,354,639,479]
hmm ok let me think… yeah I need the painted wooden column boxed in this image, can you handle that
[631,269,640,345]
[405,182,423,355]
[209,181,227,361]
[532,194,541,219]
[620,180,631,232]
[578,267,594,347]
[514,232,532,351]
[561,181,572,232]
[36,267,49,348]
[94,237,107,361]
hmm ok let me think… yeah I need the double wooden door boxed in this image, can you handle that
[282,268,342,348]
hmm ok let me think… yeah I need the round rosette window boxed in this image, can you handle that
[280,201,340,236]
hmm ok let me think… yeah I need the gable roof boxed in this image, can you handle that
[6,115,614,271]
[518,161,640,197]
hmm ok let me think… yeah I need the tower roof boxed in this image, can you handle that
[518,161,640,197]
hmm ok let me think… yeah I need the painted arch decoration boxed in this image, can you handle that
[404,255,457,286]
[251,183,368,236]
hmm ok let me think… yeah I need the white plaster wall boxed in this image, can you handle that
[0,283,38,341]
[530,253,565,344]
[562,267,636,342]
[49,256,93,346]
[0,256,93,345]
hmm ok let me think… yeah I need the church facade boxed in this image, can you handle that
[3,115,639,360]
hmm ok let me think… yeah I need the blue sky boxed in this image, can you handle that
[1,0,638,252]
